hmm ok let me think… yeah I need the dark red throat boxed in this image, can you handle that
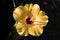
[26,17,33,24]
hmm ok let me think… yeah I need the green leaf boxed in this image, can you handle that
[11,26,19,40]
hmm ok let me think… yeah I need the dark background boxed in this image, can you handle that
[1,0,60,40]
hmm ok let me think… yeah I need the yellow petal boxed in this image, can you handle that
[41,15,48,27]
[13,6,23,22]
[39,10,46,16]
[15,22,26,36]
[33,25,43,36]
[31,4,40,17]
[24,31,28,36]
[24,4,29,12]
[29,3,33,11]
[28,25,43,36]
[34,11,48,27]
[28,27,35,36]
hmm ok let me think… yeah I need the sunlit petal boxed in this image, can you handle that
[31,4,40,17]
[34,11,48,27]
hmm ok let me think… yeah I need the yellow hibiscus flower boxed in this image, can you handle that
[13,3,48,36]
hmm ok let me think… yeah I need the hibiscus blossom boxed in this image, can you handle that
[13,3,48,36]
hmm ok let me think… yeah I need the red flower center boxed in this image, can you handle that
[26,17,33,24]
